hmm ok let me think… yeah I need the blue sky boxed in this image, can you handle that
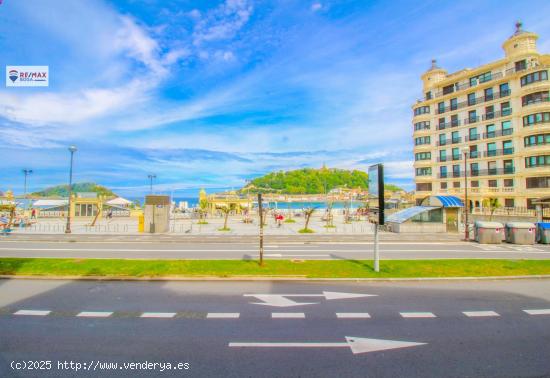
[1,0,550,197]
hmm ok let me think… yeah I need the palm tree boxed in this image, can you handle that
[299,207,316,233]
[198,199,209,224]
[482,198,501,221]
[217,203,237,231]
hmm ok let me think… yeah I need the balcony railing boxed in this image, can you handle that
[438,167,515,178]
[436,120,461,130]
[482,148,514,157]
[451,137,462,144]
[464,116,480,125]
[436,140,449,147]
[465,134,480,142]
[482,108,512,121]
[434,90,512,115]
[483,128,513,139]
[522,97,550,107]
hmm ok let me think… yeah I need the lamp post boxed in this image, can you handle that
[148,174,156,194]
[462,146,469,241]
[22,169,33,198]
[65,145,77,234]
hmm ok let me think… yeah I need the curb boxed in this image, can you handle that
[1,274,550,282]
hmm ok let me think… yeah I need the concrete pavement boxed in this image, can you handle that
[0,279,549,377]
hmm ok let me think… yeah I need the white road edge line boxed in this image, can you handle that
[523,309,550,315]
[400,312,437,318]
[206,313,240,319]
[272,313,305,319]
[14,310,51,316]
[140,312,176,318]
[462,311,500,317]
[336,313,371,319]
[76,311,113,318]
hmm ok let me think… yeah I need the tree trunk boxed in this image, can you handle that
[224,212,229,229]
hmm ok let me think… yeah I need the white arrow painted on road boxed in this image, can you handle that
[229,337,426,354]
[243,292,377,307]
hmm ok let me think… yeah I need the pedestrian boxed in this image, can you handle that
[31,208,36,219]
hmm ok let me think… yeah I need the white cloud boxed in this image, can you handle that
[192,0,253,45]
[311,3,322,12]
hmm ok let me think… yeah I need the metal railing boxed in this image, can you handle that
[483,128,513,139]
[482,108,512,121]
[482,148,514,157]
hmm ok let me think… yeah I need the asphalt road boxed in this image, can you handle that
[0,240,549,260]
[0,279,550,377]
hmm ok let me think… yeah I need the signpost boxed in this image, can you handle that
[368,164,384,272]
[258,193,264,266]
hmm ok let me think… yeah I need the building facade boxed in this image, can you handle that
[413,23,550,209]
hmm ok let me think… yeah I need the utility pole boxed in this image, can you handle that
[65,145,77,234]
[463,146,470,241]
[258,193,264,266]
[22,169,33,199]
[148,174,156,194]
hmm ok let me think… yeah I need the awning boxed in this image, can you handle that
[386,206,438,224]
[421,195,464,208]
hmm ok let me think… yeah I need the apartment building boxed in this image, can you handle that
[412,22,550,209]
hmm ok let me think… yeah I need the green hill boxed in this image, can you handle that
[242,168,402,194]
[32,182,116,198]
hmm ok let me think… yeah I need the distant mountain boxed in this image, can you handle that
[32,182,116,198]
[241,167,402,195]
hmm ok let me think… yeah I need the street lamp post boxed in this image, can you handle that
[148,174,157,194]
[22,169,33,198]
[462,146,469,241]
[65,145,77,234]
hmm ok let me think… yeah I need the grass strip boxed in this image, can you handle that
[1,258,550,278]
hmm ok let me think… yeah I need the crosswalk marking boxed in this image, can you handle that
[272,313,305,319]
[400,312,437,318]
[206,313,240,319]
[76,311,113,318]
[141,312,177,318]
[523,309,550,315]
[463,311,500,317]
[336,313,371,319]
[14,310,51,316]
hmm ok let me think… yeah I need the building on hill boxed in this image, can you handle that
[413,22,550,210]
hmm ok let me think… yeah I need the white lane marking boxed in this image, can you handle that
[336,313,371,319]
[400,312,437,318]
[206,313,240,319]
[523,309,550,315]
[77,311,113,318]
[272,313,305,319]
[245,292,376,307]
[14,310,51,316]
[463,311,500,317]
[140,312,176,318]
[229,336,426,354]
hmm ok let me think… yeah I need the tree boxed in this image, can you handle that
[217,203,237,231]
[482,198,501,221]
[198,199,209,224]
[299,207,316,233]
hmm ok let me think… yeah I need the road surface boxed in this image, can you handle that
[0,279,549,377]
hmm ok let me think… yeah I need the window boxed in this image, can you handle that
[501,101,511,116]
[484,87,493,101]
[439,134,447,146]
[499,83,510,96]
[438,102,445,114]
[523,112,550,126]
[504,179,514,188]
[468,127,478,141]
[503,140,513,154]
[425,91,432,100]
[525,155,550,168]
[453,181,460,188]
[515,60,527,72]
[416,167,432,176]
[439,150,447,162]
[416,183,432,191]
[440,182,447,189]
[522,91,550,106]
[503,159,514,174]
[526,177,550,189]
[486,124,496,138]
[486,142,497,157]
[502,120,512,135]
[488,179,497,188]
[415,136,430,145]
[440,166,448,178]
[452,164,460,178]
[488,161,497,175]
[469,145,478,159]
[415,152,431,161]
[478,71,491,83]
[485,105,494,120]
[414,106,430,115]
[470,163,479,176]
[467,93,476,106]
[471,180,479,188]
[520,70,548,86]
[504,199,514,208]
[524,134,550,147]
[450,98,458,111]
[451,131,460,144]
[452,147,460,160]
[451,114,459,127]
[468,110,477,123]
[414,121,430,131]
[443,85,454,95]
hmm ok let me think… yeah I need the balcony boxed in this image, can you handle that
[465,134,480,142]
[436,140,449,147]
[464,116,480,125]
[451,137,462,144]
[434,90,512,115]
[483,128,513,139]
[436,120,460,130]
[482,108,512,121]
[522,97,550,107]
[439,167,515,178]
[482,148,514,157]
[437,156,448,162]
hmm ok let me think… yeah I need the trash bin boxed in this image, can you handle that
[505,222,536,245]
[474,221,504,244]
[536,223,550,244]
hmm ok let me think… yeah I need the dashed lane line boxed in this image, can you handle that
[272,313,305,319]
[400,312,437,318]
[336,313,371,319]
[463,311,500,317]
[76,311,113,318]
[523,309,550,315]
[14,310,51,316]
[141,312,177,318]
[207,313,240,319]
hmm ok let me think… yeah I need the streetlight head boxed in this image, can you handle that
[68,145,77,153]
[462,146,469,153]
